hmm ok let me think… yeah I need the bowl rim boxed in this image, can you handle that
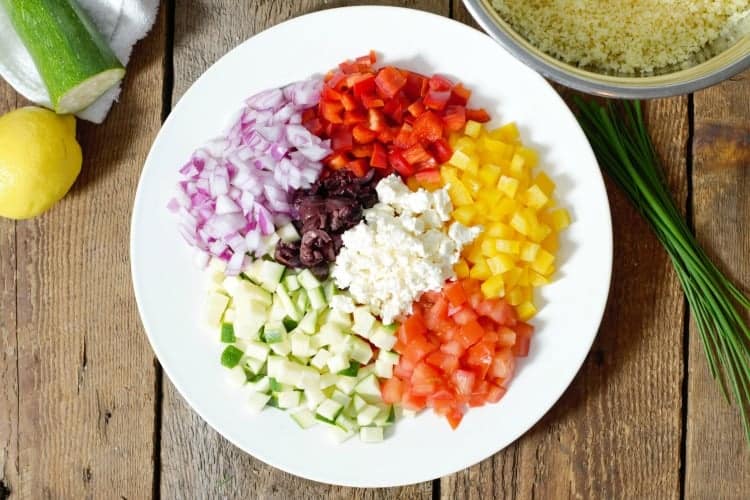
[463,0,750,98]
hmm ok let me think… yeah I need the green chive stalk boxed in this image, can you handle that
[574,99,750,443]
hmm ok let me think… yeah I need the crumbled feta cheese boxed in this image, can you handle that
[332,175,479,324]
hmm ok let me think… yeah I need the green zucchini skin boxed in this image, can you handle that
[2,0,125,112]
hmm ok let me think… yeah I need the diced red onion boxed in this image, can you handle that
[171,76,330,270]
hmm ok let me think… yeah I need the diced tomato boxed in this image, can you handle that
[410,362,442,395]
[456,320,484,348]
[445,407,464,429]
[347,158,369,177]
[497,327,517,347]
[451,370,476,396]
[402,391,427,411]
[370,142,389,168]
[466,107,491,123]
[489,348,515,379]
[476,298,517,326]
[452,306,478,326]
[465,341,495,371]
[426,351,460,373]
[443,105,467,132]
[486,383,506,403]
[412,110,444,142]
[512,322,533,357]
[430,138,453,163]
[403,312,427,340]
[381,377,405,404]
[388,150,415,176]
[375,66,407,99]
[403,336,437,365]
[444,281,467,306]
[428,74,454,91]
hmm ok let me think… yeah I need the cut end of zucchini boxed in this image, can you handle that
[55,68,125,114]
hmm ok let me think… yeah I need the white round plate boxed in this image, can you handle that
[131,6,612,487]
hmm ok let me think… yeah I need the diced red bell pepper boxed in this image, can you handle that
[320,100,343,124]
[367,108,387,132]
[330,125,353,151]
[443,105,467,132]
[343,109,367,126]
[423,89,451,111]
[370,142,389,169]
[347,158,369,177]
[352,123,378,144]
[327,152,348,169]
[375,66,407,99]
[428,74,454,91]
[413,168,442,190]
[430,138,453,163]
[361,93,385,109]
[351,144,373,158]
[393,123,414,149]
[449,83,471,105]
[412,110,444,142]
[466,108,491,123]
[402,143,433,165]
[351,74,376,96]
[388,149,415,176]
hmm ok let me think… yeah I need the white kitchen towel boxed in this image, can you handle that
[0,0,160,123]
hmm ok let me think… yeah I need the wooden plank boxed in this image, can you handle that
[6,7,167,498]
[161,1,446,498]
[686,70,750,499]
[0,87,23,500]
[435,39,688,496]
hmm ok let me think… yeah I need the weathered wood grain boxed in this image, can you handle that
[160,1,445,498]
[0,89,23,500]
[0,7,167,499]
[686,70,750,500]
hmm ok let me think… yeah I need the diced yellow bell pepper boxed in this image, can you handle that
[510,212,530,236]
[516,146,539,168]
[452,205,476,225]
[455,137,476,153]
[454,259,470,279]
[489,122,520,143]
[496,239,521,255]
[464,120,482,138]
[487,254,515,275]
[550,208,571,231]
[496,198,518,217]
[481,238,498,257]
[449,179,474,207]
[462,174,482,195]
[503,267,522,289]
[466,243,484,264]
[449,149,473,170]
[516,301,537,321]
[478,164,502,187]
[486,222,515,239]
[531,249,555,274]
[530,271,550,287]
[481,275,505,298]
[497,176,520,198]
[533,172,556,196]
[470,258,492,280]
[507,287,524,306]
[529,223,551,243]
[519,242,541,262]
[523,185,549,210]
[541,232,559,253]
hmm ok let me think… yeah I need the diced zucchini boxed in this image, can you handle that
[276,222,301,243]
[298,310,318,334]
[220,345,244,368]
[276,390,301,409]
[290,333,313,358]
[337,361,360,377]
[257,260,285,292]
[299,368,321,391]
[310,349,332,370]
[335,375,358,395]
[297,269,321,290]
[316,399,343,421]
[335,414,358,433]
[374,405,396,426]
[243,356,265,375]
[268,377,283,392]
[357,364,376,381]
[247,392,271,414]
[370,327,397,350]
[225,365,246,387]
[304,388,326,410]
[245,375,270,393]
[290,408,316,429]
[269,338,291,356]
[263,323,286,344]
[319,372,338,389]
[243,340,270,361]
[256,233,281,257]
[233,301,267,340]
[356,405,381,426]
[241,259,263,284]
[318,323,347,347]
[204,292,230,326]
[327,308,352,327]
[330,389,351,407]
[327,353,350,374]
[330,295,355,313]
[323,280,337,302]
[352,307,376,337]
[268,294,287,321]
[307,287,326,310]
[275,360,304,387]
[375,359,393,378]
[283,274,300,292]
[223,276,272,306]
[402,408,418,418]
[378,350,400,365]
[276,286,301,322]
[326,423,355,443]
[359,426,384,443]
[220,323,236,343]
[282,317,298,332]
[351,395,368,412]
[223,309,236,323]
[354,374,381,399]
[266,355,286,378]
[293,288,308,313]
[349,337,373,364]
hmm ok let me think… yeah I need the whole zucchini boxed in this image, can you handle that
[1,0,125,113]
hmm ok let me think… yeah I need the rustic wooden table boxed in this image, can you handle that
[1,1,749,498]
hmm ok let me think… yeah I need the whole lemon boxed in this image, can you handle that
[0,107,82,219]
